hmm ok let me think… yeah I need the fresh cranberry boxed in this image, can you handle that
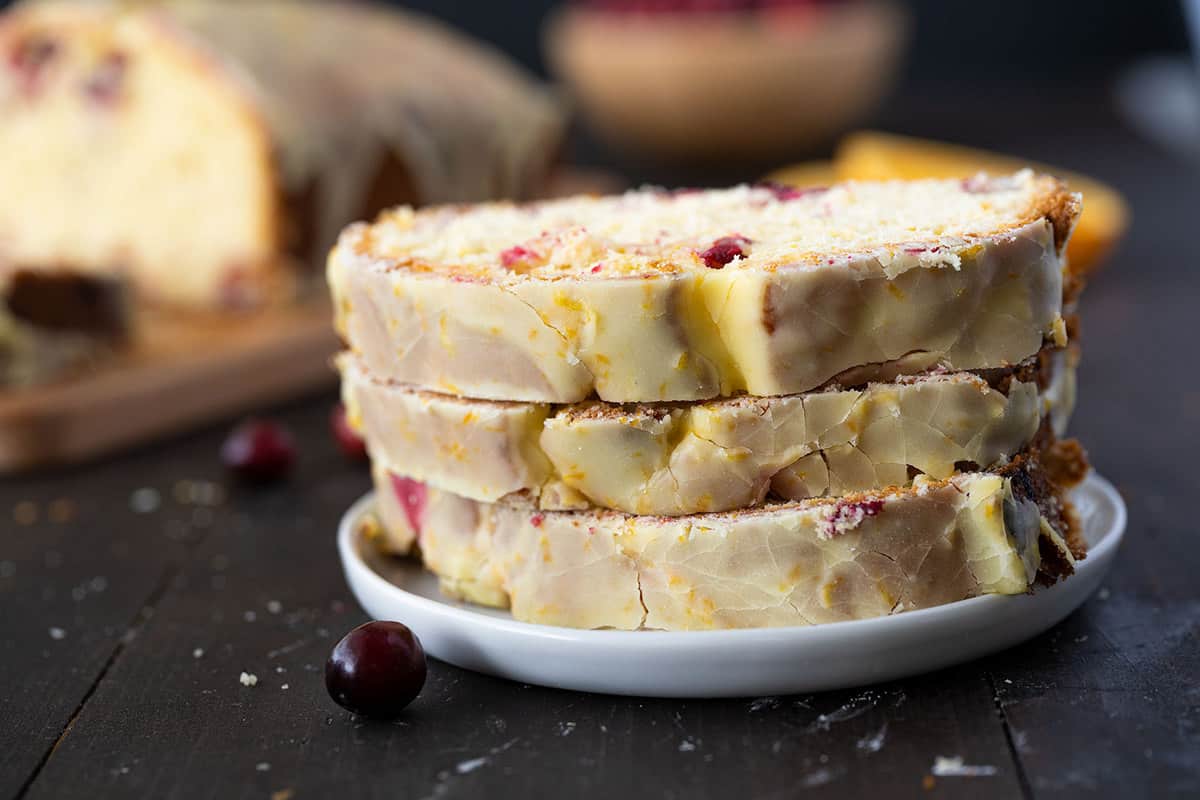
[82,51,127,106]
[216,265,261,311]
[220,419,296,482]
[389,473,427,535]
[757,181,826,201]
[819,498,885,538]
[699,235,751,269]
[9,35,58,96]
[330,404,368,461]
[326,621,426,718]
[499,245,538,268]
[961,175,992,194]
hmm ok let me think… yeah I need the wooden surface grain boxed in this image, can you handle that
[2,87,1198,799]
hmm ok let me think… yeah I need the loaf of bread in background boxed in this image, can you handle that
[0,0,564,309]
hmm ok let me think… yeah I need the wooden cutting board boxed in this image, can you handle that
[0,301,340,472]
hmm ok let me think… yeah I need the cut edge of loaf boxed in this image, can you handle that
[335,170,1081,282]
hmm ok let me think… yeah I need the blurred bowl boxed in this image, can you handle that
[543,1,909,162]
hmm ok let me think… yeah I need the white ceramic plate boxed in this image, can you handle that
[339,472,1126,698]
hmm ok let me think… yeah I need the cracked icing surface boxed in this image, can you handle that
[342,354,1050,515]
[367,462,1074,630]
[330,175,1076,401]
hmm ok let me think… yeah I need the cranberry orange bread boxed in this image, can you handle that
[341,351,1074,515]
[365,458,1081,630]
[0,0,563,308]
[330,172,1079,403]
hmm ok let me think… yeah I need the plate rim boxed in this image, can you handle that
[338,471,1126,645]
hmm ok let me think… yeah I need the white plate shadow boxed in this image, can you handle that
[338,472,1126,698]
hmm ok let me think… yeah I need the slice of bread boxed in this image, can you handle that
[0,1,562,308]
[330,172,1079,402]
[341,352,1062,515]
[365,457,1080,630]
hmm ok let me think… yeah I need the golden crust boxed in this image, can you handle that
[1043,437,1091,490]
[1025,175,1083,257]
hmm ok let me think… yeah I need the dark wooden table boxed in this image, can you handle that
[3,85,1198,799]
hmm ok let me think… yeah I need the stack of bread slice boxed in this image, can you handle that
[331,172,1090,630]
